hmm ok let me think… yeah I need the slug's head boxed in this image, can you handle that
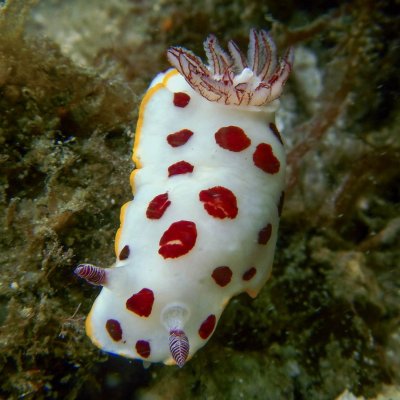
[75,265,192,367]
[167,29,293,107]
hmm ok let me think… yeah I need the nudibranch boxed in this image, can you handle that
[75,29,293,367]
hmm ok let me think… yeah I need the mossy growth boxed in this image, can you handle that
[0,0,137,397]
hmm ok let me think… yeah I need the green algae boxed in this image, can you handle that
[0,0,399,398]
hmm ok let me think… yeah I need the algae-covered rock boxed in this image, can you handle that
[0,0,399,398]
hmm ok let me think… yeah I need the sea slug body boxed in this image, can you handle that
[75,29,293,367]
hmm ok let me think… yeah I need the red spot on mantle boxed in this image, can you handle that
[159,220,197,259]
[253,143,280,174]
[136,340,151,358]
[146,193,171,219]
[105,319,123,341]
[167,129,194,147]
[168,161,194,177]
[258,223,272,245]
[242,267,257,281]
[173,92,190,107]
[215,126,251,152]
[199,186,238,219]
[211,266,233,287]
[126,288,154,317]
[119,245,130,260]
[198,314,216,339]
